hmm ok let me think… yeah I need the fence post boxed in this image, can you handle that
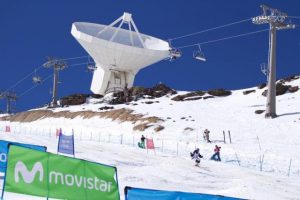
[287,158,292,177]
[223,131,226,143]
[235,152,240,166]
[176,142,179,156]
[257,136,262,151]
[228,130,232,144]
[259,154,265,171]
[132,136,135,147]
[120,134,123,145]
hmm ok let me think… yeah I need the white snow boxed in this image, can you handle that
[0,78,300,200]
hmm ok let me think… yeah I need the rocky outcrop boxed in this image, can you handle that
[208,89,232,96]
[243,90,256,95]
[110,83,177,105]
[262,83,296,97]
[255,110,265,114]
[171,91,205,101]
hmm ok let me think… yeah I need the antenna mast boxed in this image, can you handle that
[252,5,295,118]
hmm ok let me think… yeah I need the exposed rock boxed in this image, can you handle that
[207,89,231,96]
[203,96,215,100]
[288,86,299,93]
[59,94,89,106]
[243,90,256,95]
[90,94,103,99]
[145,101,154,104]
[98,106,114,110]
[257,83,267,89]
[262,83,291,97]
[154,125,164,132]
[278,75,299,84]
[184,127,194,131]
[110,83,176,105]
[171,91,205,101]
[255,110,265,114]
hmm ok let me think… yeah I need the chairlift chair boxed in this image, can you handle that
[32,69,42,84]
[193,44,206,62]
[32,76,42,84]
[87,63,97,72]
[169,48,182,61]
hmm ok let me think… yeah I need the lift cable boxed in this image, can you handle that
[19,74,54,98]
[0,55,89,96]
[18,61,94,98]
[176,28,269,49]
[168,18,252,41]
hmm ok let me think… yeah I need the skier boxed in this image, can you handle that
[190,148,203,167]
[203,129,211,143]
[138,135,146,149]
[210,145,221,161]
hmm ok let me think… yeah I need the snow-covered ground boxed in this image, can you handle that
[0,78,300,199]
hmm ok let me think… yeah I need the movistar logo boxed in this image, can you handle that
[15,161,44,183]
[14,161,113,192]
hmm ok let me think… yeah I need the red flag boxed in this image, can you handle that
[56,128,62,138]
[146,138,155,149]
[5,126,11,133]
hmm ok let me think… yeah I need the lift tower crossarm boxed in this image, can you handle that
[252,5,295,118]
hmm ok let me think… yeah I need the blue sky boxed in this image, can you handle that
[0,0,299,112]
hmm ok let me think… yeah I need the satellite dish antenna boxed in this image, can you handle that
[193,44,206,62]
[71,12,173,95]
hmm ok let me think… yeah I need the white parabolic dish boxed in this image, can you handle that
[71,12,171,95]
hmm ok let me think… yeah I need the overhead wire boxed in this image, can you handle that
[0,55,89,96]
[168,18,252,41]
[176,28,269,49]
[19,74,54,98]
[17,61,95,98]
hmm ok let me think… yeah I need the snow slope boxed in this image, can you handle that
[0,78,300,200]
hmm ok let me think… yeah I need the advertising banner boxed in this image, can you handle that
[58,132,75,156]
[0,140,46,173]
[4,145,120,200]
[125,187,245,200]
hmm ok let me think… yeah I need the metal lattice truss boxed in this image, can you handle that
[252,5,295,30]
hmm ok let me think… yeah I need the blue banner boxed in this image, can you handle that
[0,140,47,173]
[125,187,246,200]
[57,131,75,156]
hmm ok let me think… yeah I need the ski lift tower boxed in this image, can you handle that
[43,57,67,107]
[0,91,17,114]
[252,5,295,118]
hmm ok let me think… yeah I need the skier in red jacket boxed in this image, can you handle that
[210,145,221,161]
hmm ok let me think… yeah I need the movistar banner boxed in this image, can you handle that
[4,145,120,200]
[125,187,246,200]
[58,132,75,156]
[0,140,46,173]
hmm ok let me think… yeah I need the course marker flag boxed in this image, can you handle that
[5,126,10,133]
[57,129,75,156]
[125,187,246,200]
[3,145,120,200]
[0,140,46,173]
